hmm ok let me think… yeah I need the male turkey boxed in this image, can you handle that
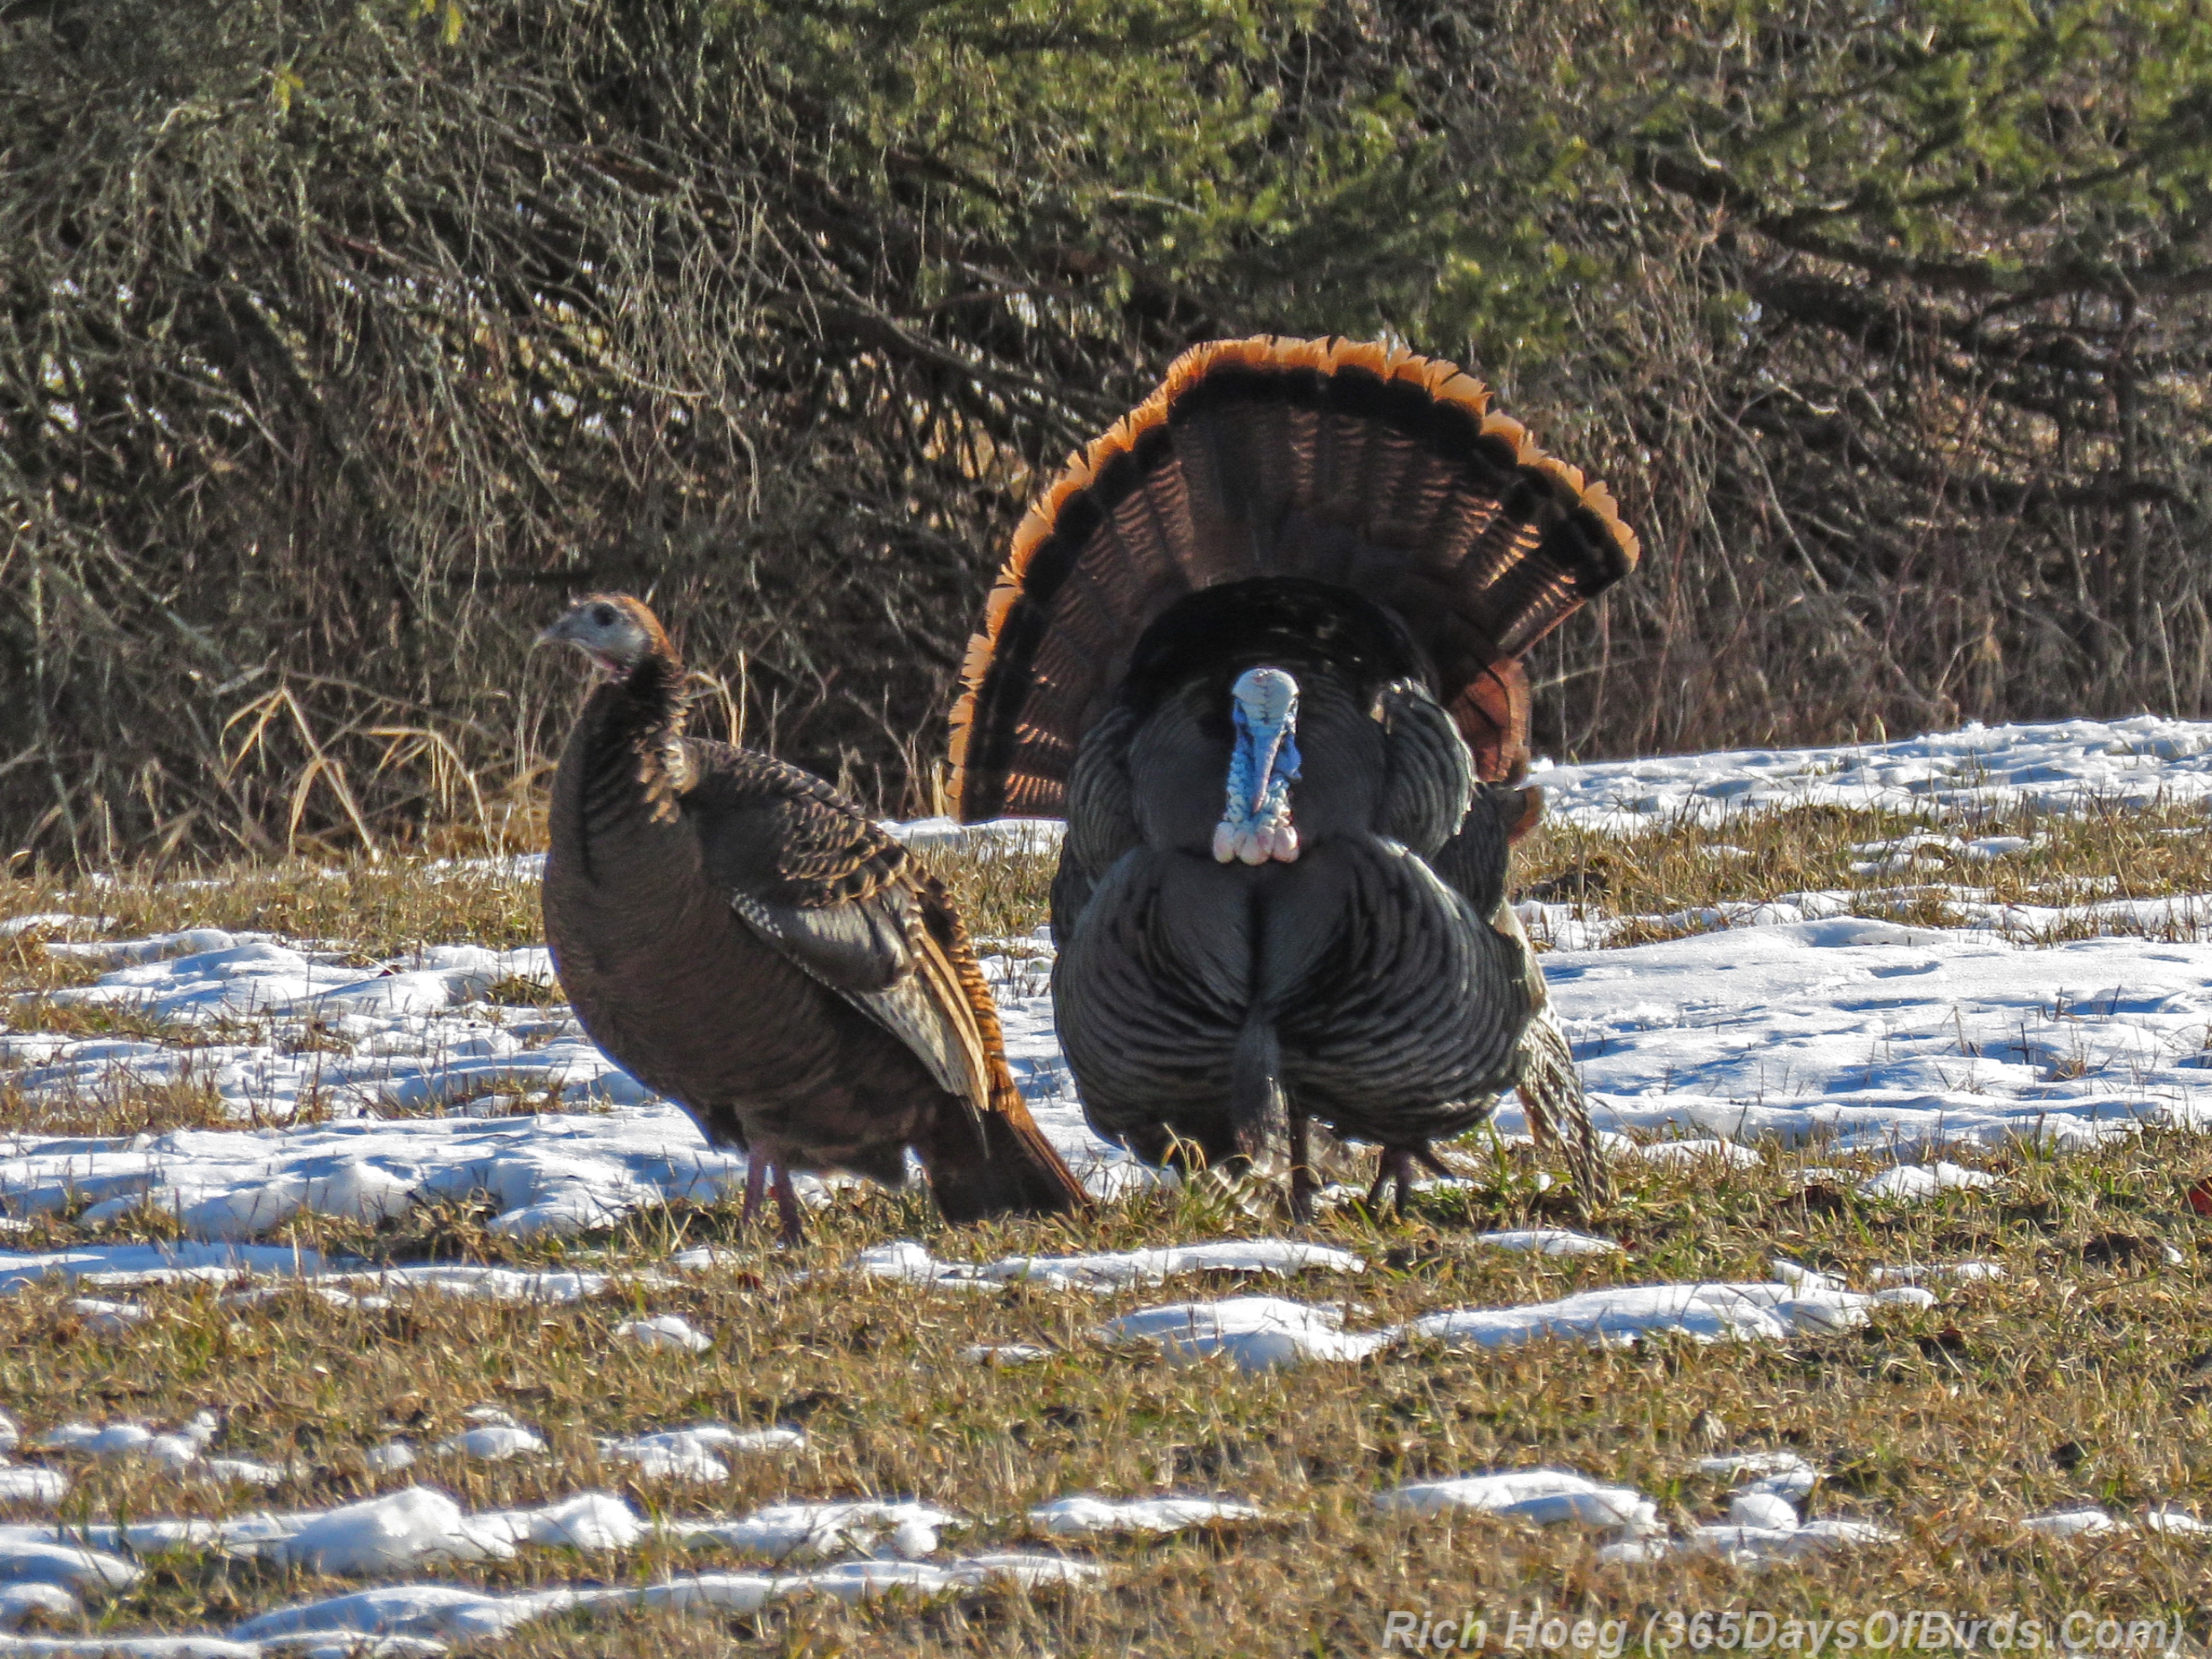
[540,593,1089,1241]
[949,337,1636,1214]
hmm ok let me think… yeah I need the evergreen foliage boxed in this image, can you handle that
[5,0,2212,864]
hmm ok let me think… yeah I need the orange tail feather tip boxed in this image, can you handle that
[910,878,1091,1219]
[948,335,1640,821]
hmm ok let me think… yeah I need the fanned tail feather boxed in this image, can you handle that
[950,335,1639,821]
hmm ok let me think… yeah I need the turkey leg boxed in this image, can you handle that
[771,1164,805,1247]
[1287,1106,1320,1224]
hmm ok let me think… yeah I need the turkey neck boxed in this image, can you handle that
[1130,673,1381,854]
[553,651,692,881]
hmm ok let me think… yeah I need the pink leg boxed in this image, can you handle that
[771,1164,805,1246]
[740,1157,768,1229]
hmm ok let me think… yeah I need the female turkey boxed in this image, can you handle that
[539,594,1089,1241]
[949,337,1637,1214]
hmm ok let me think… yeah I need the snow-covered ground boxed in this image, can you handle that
[1549,915,2212,1151]
[4,717,2211,1650]
[1529,713,2212,830]
[903,713,2212,842]
[5,907,2201,1251]
[8,720,2212,1247]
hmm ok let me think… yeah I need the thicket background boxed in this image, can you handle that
[7,0,2212,867]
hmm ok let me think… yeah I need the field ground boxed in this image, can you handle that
[4,748,2212,1653]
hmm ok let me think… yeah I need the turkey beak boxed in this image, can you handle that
[537,618,617,679]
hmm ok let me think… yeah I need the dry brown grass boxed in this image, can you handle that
[0,813,2210,1648]
[1514,799,2212,948]
[0,1148,2205,1650]
[909,846,1060,950]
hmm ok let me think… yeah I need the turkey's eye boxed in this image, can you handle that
[590,603,617,627]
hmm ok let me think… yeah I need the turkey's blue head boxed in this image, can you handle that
[1213,666,1302,865]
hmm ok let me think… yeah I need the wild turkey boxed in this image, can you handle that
[539,593,1090,1241]
[948,337,1636,1215]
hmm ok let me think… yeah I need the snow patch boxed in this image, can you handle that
[229,1553,1105,1643]
[0,1538,141,1594]
[854,1237,1363,1291]
[961,1344,1050,1368]
[1474,1230,1621,1256]
[2021,1508,2121,1538]
[1535,716,2212,830]
[1614,1139,1760,1170]
[597,1423,805,1482]
[1405,1279,1873,1351]
[1097,1298,1392,1371]
[613,1314,712,1353]
[1098,1270,1876,1373]
[61,1297,144,1336]
[0,1470,65,1505]
[0,1583,81,1630]
[1028,1495,1266,1536]
[429,1426,542,1462]
[1871,1261,2006,1284]
[1523,910,2212,1159]
[1860,1163,1997,1203]
[673,1501,955,1562]
[1377,1469,1659,1532]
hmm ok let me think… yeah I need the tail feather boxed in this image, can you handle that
[1447,657,1532,786]
[909,876,1092,1223]
[1516,1007,1613,1214]
[919,1090,1091,1223]
[1228,1011,1287,1163]
[949,335,1638,822]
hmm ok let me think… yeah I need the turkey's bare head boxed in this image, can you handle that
[1213,665,1302,865]
[540,594,672,679]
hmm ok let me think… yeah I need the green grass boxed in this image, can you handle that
[0,807,2210,1651]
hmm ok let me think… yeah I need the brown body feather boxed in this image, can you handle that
[541,595,1087,1237]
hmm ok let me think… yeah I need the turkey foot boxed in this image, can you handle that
[1365,1144,1458,1216]
[1366,1147,1419,1216]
